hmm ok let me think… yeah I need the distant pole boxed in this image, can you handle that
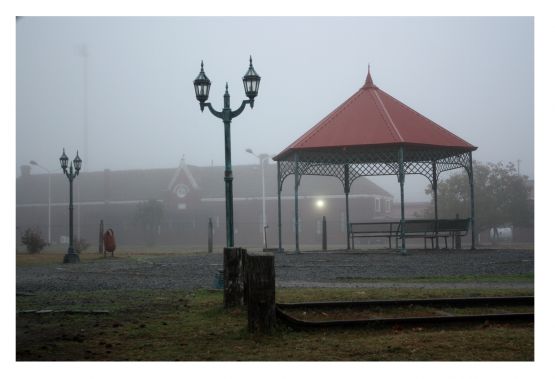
[98,219,104,255]
[261,157,267,247]
[455,213,462,249]
[208,218,214,253]
[246,149,269,248]
[78,44,89,168]
[77,44,89,242]
[264,225,268,250]
[322,216,327,251]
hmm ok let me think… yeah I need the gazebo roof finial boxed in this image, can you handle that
[363,64,375,88]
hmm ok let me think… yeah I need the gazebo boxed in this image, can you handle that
[273,69,477,253]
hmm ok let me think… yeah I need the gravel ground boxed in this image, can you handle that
[16,249,534,293]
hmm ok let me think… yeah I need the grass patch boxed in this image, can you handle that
[15,249,210,267]
[17,287,533,361]
[16,252,107,266]
[334,273,534,284]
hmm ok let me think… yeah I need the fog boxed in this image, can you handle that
[16,17,533,201]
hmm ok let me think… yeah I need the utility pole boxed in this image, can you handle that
[76,44,89,240]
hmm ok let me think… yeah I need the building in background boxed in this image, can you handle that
[16,157,394,250]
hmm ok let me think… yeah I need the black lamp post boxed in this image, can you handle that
[60,148,82,263]
[193,57,261,248]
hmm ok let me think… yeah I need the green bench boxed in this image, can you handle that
[436,218,470,248]
[349,221,398,249]
[350,218,470,249]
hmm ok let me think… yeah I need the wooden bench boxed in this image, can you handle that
[349,222,399,249]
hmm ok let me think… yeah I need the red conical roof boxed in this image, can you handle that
[275,68,476,160]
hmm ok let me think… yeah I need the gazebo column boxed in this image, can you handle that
[277,161,283,253]
[398,147,406,254]
[469,152,476,250]
[294,152,300,254]
[344,164,351,250]
[432,161,439,249]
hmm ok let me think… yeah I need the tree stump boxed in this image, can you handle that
[223,247,243,308]
[245,252,276,334]
[240,248,248,304]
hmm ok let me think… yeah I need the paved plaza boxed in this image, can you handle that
[16,248,534,293]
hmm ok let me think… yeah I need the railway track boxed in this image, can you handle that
[276,296,534,328]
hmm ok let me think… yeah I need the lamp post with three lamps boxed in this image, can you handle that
[59,148,82,263]
[193,57,261,248]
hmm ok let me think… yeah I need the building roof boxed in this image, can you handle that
[275,69,476,161]
[16,161,393,206]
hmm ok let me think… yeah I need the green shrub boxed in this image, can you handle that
[21,228,47,254]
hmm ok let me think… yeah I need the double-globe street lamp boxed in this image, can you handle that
[193,57,261,248]
[59,148,82,263]
[29,160,52,245]
[246,148,269,249]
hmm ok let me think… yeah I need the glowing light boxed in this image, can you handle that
[316,199,325,208]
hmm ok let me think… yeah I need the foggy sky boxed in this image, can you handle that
[16,17,534,201]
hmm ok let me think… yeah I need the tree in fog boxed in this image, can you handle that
[134,199,165,246]
[424,161,533,234]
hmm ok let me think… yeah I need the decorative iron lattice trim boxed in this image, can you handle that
[277,147,472,190]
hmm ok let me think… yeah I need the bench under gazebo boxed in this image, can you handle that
[273,69,477,253]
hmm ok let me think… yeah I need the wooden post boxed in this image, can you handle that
[322,216,327,251]
[208,218,213,253]
[245,252,276,334]
[455,213,462,249]
[223,247,243,308]
[98,219,104,255]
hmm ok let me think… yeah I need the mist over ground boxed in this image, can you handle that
[16,17,533,201]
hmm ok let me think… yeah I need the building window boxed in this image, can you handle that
[375,198,381,213]
[385,199,391,213]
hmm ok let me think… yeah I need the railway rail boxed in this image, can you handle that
[276,296,534,328]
